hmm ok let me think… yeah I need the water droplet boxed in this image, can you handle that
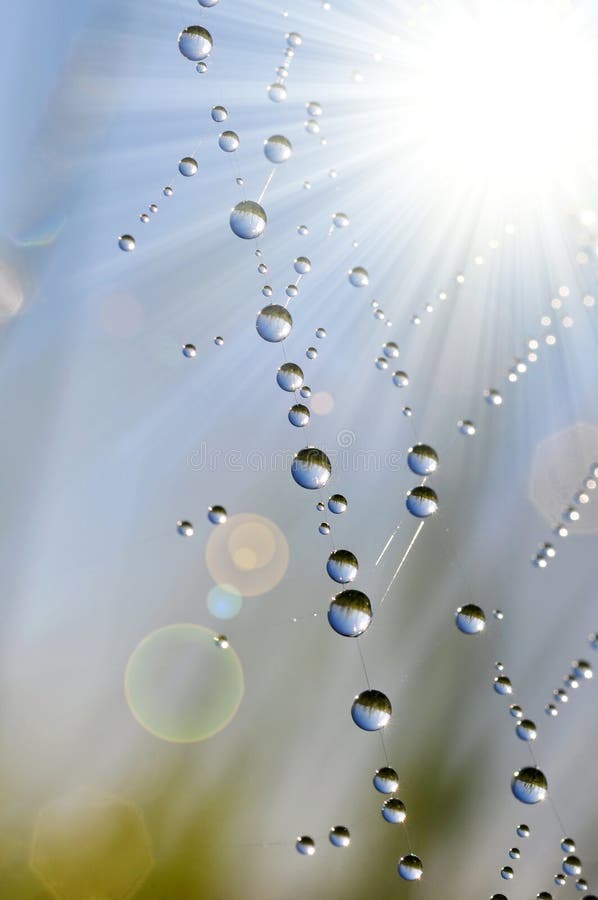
[493,675,513,695]
[294,256,311,274]
[276,362,303,392]
[306,347,317,360]
[179,157,198,176]
[351,689,391,730]
[333,212,349,228]
[373,767,399,793]
[297,224,309,235]
[406,486,438,518]
[561,838,576,853]
[177,520,194,537]
[218,130,240,152]
[407,444,438,476]
[455,604,486,635]
[458,419,476,436]
[300,385,311,399]
[214,335,224,346]
[264,134,292,163]
[328,826,350,848]
[326,549,358,583]
[295,836,315,856]
[286,31,303,47]
[563,856,582,876]
[139,213,149,223]
[267,82,288,102]
[213,634,229,649]
[348,267,369,287]
[198,0,220,6]
[319,522,330,535]
[555,874,566,886]
[211,105,228,122]
[163,186,173,197]
[196,61,208,73]
[545,703,558,716]
[182,343,197,358]
[328,494,347,515]
[576,878,588,891]
[262,285,273,298]
[509,847,521,859]
[517,824,531,838]
[288,404,310,427]
[485,389,503,406]
[383,341,399,359]
[149,203,158,214]
[256,305,292,342]
[291,447,332,490]
[501,866,514,880]
[328,588,372,637]
[510,704,523,718]
[315,326,327,339]
[375,358,389,371]
[306,101,322,116]
[304,118,320,135]
[572,659,592,679]
[230,201,267,240]
[178,25,213,61]
[398,855,423,881]
[118,235,135,252]
[382,798,406,824]
[493,609,504,621]
[516,719,537,741]
[208,505,227,525]
[511,767,548,804]
[392,371,409,387]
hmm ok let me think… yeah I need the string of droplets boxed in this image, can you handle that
[532,462,598,570]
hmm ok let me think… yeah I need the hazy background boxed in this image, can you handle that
[0,0,597,897]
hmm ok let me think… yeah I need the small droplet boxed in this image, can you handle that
[208,505,227,525]
[328,494,347,515]
[140,213,149,223]
[214,336,224,346]
[211,105,228,122]
[509,847,521,859]
[298,224,309,236]
[288,404,310,427]
[182,343,197,358]
[373,767,399,793]
[407,444,438,476]
[458,419,476,436]
[195,61,207,74]
[295,836,315,856]
[485,389,503,406]
[348,266,369,287]
[392,371,409,387]
[213,634,229,649]
[179,156,198,176]
[264,134,293,163]
[177,520,194,537]
[333,212,349,228]
[494,675,513,695]
[328,826,350,848]
[268,82,288,103]
[306,100,322,116]
[315,327,327,339]
[562,856,582,877]
[163,186,173,197]
[517,824,531,838]
[319,522,330,535]
[383,341,399,359]
[294,256,312,275]
[382,798,406,824]
[561,838,576,853]
[328,589,372,637]
[327,549,358,584]
[515,719,537,741]
[291,447,332,490]
[306,347,317,360]
[118,234,135,252]
[218,130,240,152]
[501,866,514,880]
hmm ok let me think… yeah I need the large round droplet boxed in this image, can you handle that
[406,486,438,518]
[218,131,240,152]
[211,105,228,122]
[455,604,486,635]
[291,447,331,489]
[563,856,582,876]
[511,767,548,804]
[373,767,399,794]
[407,444,439,476]
[294,256,311,275]
[328,589,372,637]
[494,675,513,695]
[348,267,369,287]
[208,505,227,525]
[230,201,267,239]
[561,838,576,853]
[328,826,350,848]
[295,836,315,856]
[382,798,406,824]
[178,157,198,176]
[264,134,292,163]
[288,404,310,427]
[178,25,213,61]
[398,854,423,881]
[351,689,391,731]
[515,719,537,741]
[383,341,399,359]
[267,82,287,102]
[326,549,358,584]
[276,362,303,391]
[517,824,531,838]
[256,305,292,342]
[118,235,135,252]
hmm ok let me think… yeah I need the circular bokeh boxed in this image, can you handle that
[207,583,243,620]
[205,513,289,596]
[125,624,244,742]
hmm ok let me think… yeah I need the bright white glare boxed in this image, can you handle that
[397,1,598,206]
